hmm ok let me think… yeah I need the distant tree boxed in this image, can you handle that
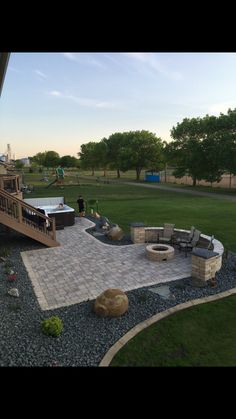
[221,134,236,187]
[170,117,207,186]
[119,130,163,180]
[94,139,109,176]
[200,135,225,185]
[169,109,236,186]
[44,151,60,168]
[31,152,47,166]
[14,160,24,170]
[78,142,98,175]
[106,133,127,178]
[60,155,78,168]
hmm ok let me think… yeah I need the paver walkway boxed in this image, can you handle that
[21,218,191,311]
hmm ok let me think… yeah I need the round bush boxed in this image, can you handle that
[41,316,63,337]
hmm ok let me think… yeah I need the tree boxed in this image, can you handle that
[106,133,127,178]
[169,109,236,186]
[120,130,163,180]
[200,136,224,185]
[14,160,24,170]
[170,117,208,186]
[31,152,47,167]
[94,139,109,177]
[44,151,60,168]
[78,142,98,175]
[60,155,78,168]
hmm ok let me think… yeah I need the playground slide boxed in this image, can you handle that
[46,179,58,188]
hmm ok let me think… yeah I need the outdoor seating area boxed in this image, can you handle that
[18,217,224,312]
[130,222,219,252]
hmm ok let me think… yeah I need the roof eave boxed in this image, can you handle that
[0,53,10,96]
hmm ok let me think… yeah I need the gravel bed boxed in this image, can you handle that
[0,228,236,367]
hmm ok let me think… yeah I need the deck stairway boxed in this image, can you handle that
[0,188,60,247]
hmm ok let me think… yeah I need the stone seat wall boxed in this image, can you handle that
[145,228,209,248]
[130,224,223,256]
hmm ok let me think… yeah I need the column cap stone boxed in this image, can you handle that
[192,247,219,259]
[129,222,145,227]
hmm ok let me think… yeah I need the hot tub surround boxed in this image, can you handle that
[24,197,75,227]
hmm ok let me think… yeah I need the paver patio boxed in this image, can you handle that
[21,217,191,311]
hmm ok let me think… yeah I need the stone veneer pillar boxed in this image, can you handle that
[191,248,222,283]
[130,222,146,244]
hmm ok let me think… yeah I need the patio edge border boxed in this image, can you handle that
[99,287,236,367]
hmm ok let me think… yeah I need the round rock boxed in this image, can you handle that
[106,225,124,240]
[94,288,128,317]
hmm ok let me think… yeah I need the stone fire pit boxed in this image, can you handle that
[146,244,175,262]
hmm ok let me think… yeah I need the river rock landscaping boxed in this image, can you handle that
[0,228,235,367]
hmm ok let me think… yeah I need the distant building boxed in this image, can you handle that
[0,154,7,162]
[19,157,30,166]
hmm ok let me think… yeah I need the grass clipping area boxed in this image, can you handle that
[111,295,236,367]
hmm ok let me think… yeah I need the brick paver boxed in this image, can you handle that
[21,218,191,311]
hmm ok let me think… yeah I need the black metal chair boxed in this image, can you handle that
[176,226,195,245]
[179,229,201,257]
[207,235,215,250]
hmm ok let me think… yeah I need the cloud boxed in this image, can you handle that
[122,53,183,81]
[62,52,106,69]
[48,90,117,109]
[34,69,47,79]
[63,53,79,61]
[49,90,62,97]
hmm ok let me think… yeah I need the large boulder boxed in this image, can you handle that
[106,224,124,240]
[94,288,129,317]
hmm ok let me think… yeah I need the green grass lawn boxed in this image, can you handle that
[110,295,236,367]
[157,182,236,195]
[24,176,236,252]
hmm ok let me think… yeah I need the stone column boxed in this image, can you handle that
[130,222,146,243]
[191,248,222,286]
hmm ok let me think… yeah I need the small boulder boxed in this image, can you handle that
[94,288,128,317]
[106,225,124,241]
[8,288,19,298]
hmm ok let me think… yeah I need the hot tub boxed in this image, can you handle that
[24,197,75,228]
[38,205,75,227]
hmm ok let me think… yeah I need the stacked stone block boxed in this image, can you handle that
[130,223,146,243]
[191,253,222,282]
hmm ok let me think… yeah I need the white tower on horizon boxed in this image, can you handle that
[6,143,11,162]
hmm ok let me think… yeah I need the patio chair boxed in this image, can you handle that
[207,235,215,250]
[179,228,201,257]
[159,223,175,244]
[176,226,195,245]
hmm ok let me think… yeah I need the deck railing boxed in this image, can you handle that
[0,188,57,242]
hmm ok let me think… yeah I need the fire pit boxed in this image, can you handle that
[146,244,175,262]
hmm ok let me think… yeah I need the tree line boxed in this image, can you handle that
[18,108,236,185]
[166,108,236,186]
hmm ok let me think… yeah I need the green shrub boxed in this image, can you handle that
[41,316,63,337]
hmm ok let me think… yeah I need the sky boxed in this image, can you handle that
[1,52,236,159]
